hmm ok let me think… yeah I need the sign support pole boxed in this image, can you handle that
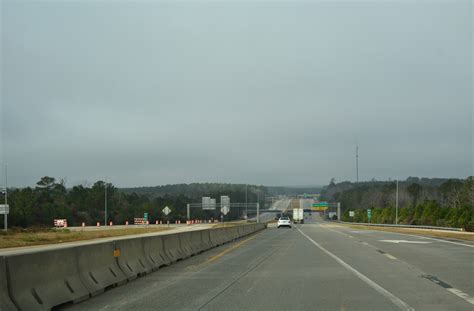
[257,203,260,223]
[4,164,7,232]
[395,180,399,225]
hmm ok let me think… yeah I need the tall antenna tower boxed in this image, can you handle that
[356,146,359,183]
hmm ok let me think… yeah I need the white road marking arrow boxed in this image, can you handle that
[379,239,431,244]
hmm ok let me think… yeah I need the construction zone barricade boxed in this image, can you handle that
[6,247,89,311]
[114,238,153,281]
[142,235,170,270]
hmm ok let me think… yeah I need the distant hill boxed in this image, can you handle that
[266,186,323,195]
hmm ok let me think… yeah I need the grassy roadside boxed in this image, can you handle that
[0,227,171,249]
[335,223,474,241]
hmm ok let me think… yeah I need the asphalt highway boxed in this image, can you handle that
[253,198,291,222]
[65,214,474,311]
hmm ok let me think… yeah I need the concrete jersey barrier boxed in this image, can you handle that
[114,238,153,281]
[208,227,229,246]
[142,235,170,270]
[0,256,17,311]
[178,231,209,257]
[161,233,185,262]
[76,242,127,296]
[6,247,89,311]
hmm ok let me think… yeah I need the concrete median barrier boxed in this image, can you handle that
[229,227,240,240]
[161,233,185,262]
[179,231,210,257]
[76,241,127,296]
[0,256,17,311]
[142,235,170,270]
[209,227,228,246]
[6,247,89,311]
[178,232,197,257]
[114,238,153,281]
[200,229,213,250]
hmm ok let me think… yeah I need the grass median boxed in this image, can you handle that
[0,227,171,249]
[336,223,474,241]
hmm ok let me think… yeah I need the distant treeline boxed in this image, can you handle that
[320,177,473,231]
[0,177,267,228]
[122,183,322,198]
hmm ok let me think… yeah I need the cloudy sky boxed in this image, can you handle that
[1,0,472,188]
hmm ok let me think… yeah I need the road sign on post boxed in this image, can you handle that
[220,196,230,209]
[0,204,9,215]
[221,205,229,215]
[349,211,355,217]
[144,212,148,221]
[367,209,372,222]
[162,206,171,215]
[202,197,214,210]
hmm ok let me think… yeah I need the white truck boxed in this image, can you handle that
[293,208,304,224]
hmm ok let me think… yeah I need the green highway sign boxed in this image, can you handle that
[144,212,148,220]
[367,209,372,220]
[312,202,328,207]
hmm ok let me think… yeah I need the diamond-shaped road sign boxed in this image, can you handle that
[221,205,230,215]
[162,206,171,215]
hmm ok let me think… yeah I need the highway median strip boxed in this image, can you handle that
[0,227,172,249]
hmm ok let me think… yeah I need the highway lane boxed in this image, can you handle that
[251,198,291,223]
[65,217,473,311]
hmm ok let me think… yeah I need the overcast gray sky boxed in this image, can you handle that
[1,0,472,188]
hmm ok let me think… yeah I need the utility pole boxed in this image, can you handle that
[4,164,7,232]
[256,189,260,223]
[356,145,359,183]
[104,178,108,226]
[395,180,399,225]
[245,184,248,218]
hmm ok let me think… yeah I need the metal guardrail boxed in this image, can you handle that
[334,221,464,232]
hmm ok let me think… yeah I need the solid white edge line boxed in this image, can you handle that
[446,288,474,305]
[334,224,474,248]
[384,253,397,260]
[402,234,474,248]
[297,227,414,311]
